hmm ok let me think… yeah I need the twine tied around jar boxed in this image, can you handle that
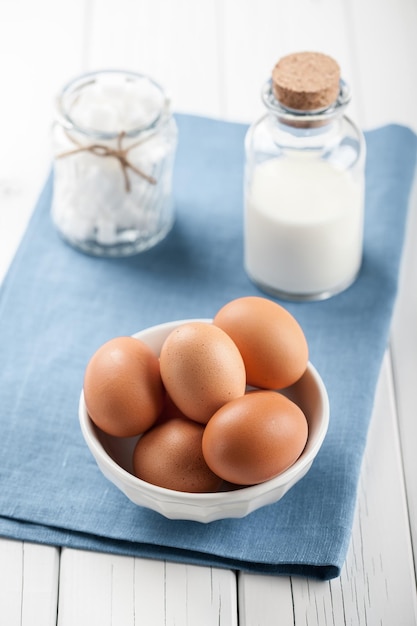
[56,130,157,192]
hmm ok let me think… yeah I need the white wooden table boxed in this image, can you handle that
[1,1,417,624]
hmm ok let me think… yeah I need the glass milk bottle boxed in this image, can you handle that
[244,52,366,300]
[52,70,178,257]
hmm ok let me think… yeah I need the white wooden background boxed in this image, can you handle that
[1,1,417,624]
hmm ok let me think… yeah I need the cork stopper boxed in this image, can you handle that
[272,51,341,111]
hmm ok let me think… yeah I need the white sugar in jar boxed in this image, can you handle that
[244,52,366,300]
[52,70,178,257]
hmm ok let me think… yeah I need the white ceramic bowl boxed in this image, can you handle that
[79,319,330,523]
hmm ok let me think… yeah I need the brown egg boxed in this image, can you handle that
[159,321,246,424]
[132,417,223,492]
[213,296,308,389]
[202,390,308,485]
[84,336,164,437]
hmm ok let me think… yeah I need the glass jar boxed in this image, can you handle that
[51,70,178,257]
[244,55,366,300]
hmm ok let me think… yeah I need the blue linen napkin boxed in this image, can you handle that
[0,115,416,580]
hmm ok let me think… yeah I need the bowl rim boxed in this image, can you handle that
[79,318,330,505]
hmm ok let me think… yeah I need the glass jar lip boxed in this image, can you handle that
[261,78,351,123]
[55,69,169,140]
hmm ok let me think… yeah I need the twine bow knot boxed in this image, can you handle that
[56,130,157,192]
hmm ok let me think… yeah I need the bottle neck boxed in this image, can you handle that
[265,113,344,153]
[260,78,351,153]
[261,78,351,129]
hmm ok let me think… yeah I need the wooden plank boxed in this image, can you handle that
[20,543,60,626]
[0,539,27,626]
[391,180,417,576]
[0,539,59,626]
[0,0,88,179]
[238,356,417,625]
[347,0,417,581]
[58,550,237,626]
[239,574,294,625]
[162,561,238,626]
[86,0,222,119]
[58,549,135,626]
[346,0,417,131]
[0,0,89,280]
[0,186,39,284]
